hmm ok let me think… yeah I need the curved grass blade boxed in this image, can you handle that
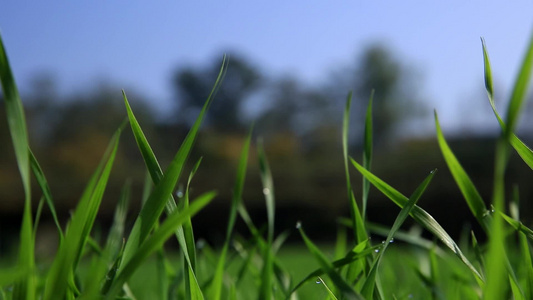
[361,169,436,299]
[435,112,490,232]
[298,226,364,300]
[503,30,533,139]
[0,32,31,203]
[288,241,377,298]
[105,192,215,300]
[317,277,339,300]
[43,126,122,300]
[121,55,226,277]
[124,67,225,299]
[0,31,35,300]
[500,212,533,240]
[362,90,374,221]
[257,141,275,300]
[30,150,63,238]
[342,92,368,245]
[482,38,533,169]
[350,159,484,283]
[209,129,251,300]
[483,31,533,300]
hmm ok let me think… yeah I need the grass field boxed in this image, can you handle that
[1,28,533,299]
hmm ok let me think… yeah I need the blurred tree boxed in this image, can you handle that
[327,43,425,146]
[257,76,331,137]
[172,53,261,133]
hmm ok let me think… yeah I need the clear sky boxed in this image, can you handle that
[1,1,532,134]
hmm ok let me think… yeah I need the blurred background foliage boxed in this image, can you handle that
[1,43,532,251]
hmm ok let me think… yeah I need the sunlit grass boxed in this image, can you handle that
[1,27,533,299]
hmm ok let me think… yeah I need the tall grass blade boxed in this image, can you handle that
[105,192,215,300]
[43,126,122,300]
[519,231,533,299]
[0,31,35,300]
[361,169,436,299]
[503,30,533,138]
[362,90,374,221]
[342,92,368,245]
[350,159,484,283]
[484,30,533,300]
[123,91,206,299]
[258,141,275,300]
[121,55,226,275]
[29,150,63,238]
[209,129,252,300]
[434,112,490,231]
[482,38,533,169]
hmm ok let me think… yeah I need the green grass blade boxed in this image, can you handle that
[258,141,275,245]
[0,31,35,300]
[500,212,533,240]
[180,158,204,300]
[121,56,226,274]
[350,158,484,283]
[0,31,31,204]
[503,30,533,138]
[156,250,169,300]
[342,92,368,245]
[125,88,220,299]
[365,222,446,256]
[0,267,29,287]
[361,169,436,299]
[481,38,494,101]
[32,196,44,240]
[362,90,374,221]
[471,231,485,274]
[316,277,339,300]
[482,38,533,169]
[30,150,63,238]
[105,192,215,300]
[298,226,364,300]
[519,231,533,299]
[288,241,377,297]
[209,129,251,300]
[105,180,131,258]
[183,156,202,263]
[44,127,121,300]
[435,112,490,231]
[483,30,533,300]
[510,274,525,300]
[257,141,275,300]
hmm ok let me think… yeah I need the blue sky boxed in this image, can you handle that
[1,1,532,134]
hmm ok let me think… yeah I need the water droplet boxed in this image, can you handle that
[430,170,435,174]
[374,249,380,253]
[491,209,495,213]
[196,239,206,249]
[315,278,322,284]
[176,191,184,198]
[389,238,394,243]
[381,240,386,244]
[263,188,270,195]
[295,221,302,229]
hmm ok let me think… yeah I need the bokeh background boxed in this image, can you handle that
[1,2,533,254]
